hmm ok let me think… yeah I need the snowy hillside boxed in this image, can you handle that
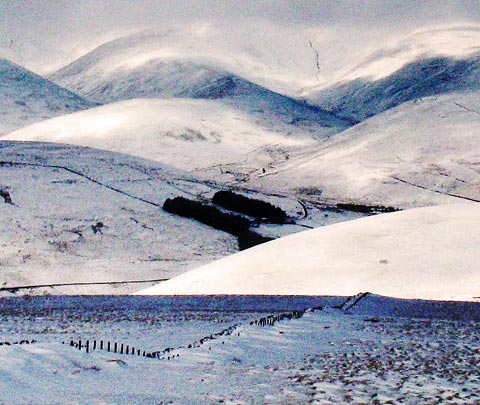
[49,23,327,100]
[137,203,480,301]
[3,98,340,183]
[0,141,239,294]
[306,25,480,90]
[254,90,480,207]
[0,59,94,135]
[310,52,480,122]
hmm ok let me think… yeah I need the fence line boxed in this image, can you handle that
[0,339,36,346]
[63,305,326,360]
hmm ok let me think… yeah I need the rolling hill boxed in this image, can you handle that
[310,53,480,122]
[2,97,342,185]
[137,203,480,301]
[253,90,480,208]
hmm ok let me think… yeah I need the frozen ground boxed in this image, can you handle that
[0,295,478,404]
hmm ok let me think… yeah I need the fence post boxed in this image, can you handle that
[93,340,97,351]
[86,340,90,354]
[114,342,117,353]
[100,340,103,350]
[78,340,82,350]
[107,341,111,352]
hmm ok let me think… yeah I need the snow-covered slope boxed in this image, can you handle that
[307,25,480,90]
[0,59,94,135]
[0,141,238,294]
[137,203,480,301]
[3,98,338,183]
[310,52,480,122]
[254,90,480,208]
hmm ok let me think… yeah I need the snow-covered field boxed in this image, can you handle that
[0,141,239,294]
[0,295,478,404]
[0,141,359,294]
[1,7,479,404]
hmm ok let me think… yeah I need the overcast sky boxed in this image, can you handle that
[1,1,479,72]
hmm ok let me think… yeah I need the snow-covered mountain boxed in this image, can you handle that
[305,25,480,89]
[48,23,325,100]
[137,203,480,301]
[50,24,480,107]
[310,53,480,122]
[0,141,239,294]
[253,90,480,208]
[0,59,94,135]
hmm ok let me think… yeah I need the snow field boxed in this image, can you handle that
[0,296,478,404]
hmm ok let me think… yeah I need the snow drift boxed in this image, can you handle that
[137,203,480,301]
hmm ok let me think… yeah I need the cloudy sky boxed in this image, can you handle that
[1,0,479,72]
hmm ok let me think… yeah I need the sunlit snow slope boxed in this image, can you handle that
[0,59,94,135]
[254,90,480,208]
[137,203,480,301]
[3,98,338,183]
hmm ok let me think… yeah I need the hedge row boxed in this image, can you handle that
[237,231,274,251]
[212,190,287,223]
[163,196,250,235]
[336,203,398,214]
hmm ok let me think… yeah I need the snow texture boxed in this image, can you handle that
[3,97,339,185]
[0,295,478,404]
[0,141,240,294]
